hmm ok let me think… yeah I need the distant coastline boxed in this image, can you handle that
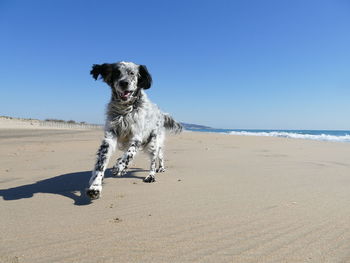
[2,116,349,143]
[0,116,213,131]
[0,116,102,130]
[180,122,212,130]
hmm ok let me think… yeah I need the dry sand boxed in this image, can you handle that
[1,124,350,263]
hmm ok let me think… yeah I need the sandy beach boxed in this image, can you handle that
[1,123,350,263]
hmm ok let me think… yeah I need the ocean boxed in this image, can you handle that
[185,128,350,143]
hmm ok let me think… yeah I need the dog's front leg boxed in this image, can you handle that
[112,140,141,176]
[87,131,116,199]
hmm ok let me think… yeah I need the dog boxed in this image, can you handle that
[86,61,182,199]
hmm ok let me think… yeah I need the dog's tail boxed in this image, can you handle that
[163,114,183,134]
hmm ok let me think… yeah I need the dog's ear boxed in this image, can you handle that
[90,64,113,83]
[138,65,152,89]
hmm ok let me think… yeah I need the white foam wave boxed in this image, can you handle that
[228,131,350,142]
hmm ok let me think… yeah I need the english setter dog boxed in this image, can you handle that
[86,61,182,199]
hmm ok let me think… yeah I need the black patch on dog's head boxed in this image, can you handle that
[90,63,120,85]
[137,65,152,90]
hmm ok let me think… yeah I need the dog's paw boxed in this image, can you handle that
[156,167,165,173]
[86,186,102,199]
[86,184,102,199]
[112,166,126,177]
[143,175,156,183]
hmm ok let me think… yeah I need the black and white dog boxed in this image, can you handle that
[87,61,182,199]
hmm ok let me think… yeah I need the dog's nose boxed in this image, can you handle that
[119,80,129,88]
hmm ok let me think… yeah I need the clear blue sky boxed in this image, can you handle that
[1,0,349,129]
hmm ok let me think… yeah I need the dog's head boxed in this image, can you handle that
[90,61,152,103]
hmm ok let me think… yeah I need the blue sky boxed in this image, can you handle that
[1,0,349,129]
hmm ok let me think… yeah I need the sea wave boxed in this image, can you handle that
[227,131,350,143]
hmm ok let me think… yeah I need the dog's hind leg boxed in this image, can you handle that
[156,147,165,173]
[144,134,164,182]
[144,146,157,183]
[87,131,116,199]
[112,140,141,176]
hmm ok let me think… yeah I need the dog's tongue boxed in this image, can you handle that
[121,91,131,99]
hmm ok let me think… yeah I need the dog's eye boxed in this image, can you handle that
[129,72,135,76]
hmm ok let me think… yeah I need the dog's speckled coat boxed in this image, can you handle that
[87,61,182,199]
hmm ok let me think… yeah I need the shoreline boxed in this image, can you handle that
[187,128,350,143]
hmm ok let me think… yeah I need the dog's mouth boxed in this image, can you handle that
[118,90,133,101]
